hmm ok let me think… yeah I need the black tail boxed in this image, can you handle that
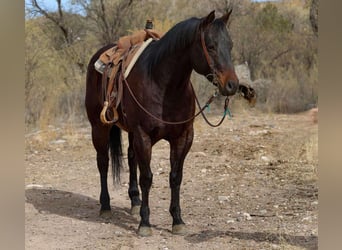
[109,125,123,185]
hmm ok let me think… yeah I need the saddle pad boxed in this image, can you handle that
[124,38,153,78]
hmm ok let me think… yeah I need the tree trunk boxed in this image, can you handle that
[310,0,318,36]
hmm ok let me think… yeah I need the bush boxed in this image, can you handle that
[261,65,318,113]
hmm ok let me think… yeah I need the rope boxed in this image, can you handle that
[121,71,231,126]
[193,91,231,127]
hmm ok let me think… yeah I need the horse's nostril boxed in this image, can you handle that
[227,81,233,90]
[226,80,238,95]
[227,80,236,90]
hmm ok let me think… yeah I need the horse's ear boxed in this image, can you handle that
[220,8,233,25]
[200,10,216,29]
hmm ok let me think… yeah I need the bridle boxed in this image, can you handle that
[121,74,229,126]
[101,29,232,127]
[200,30,220,88]
[120,29,231,127]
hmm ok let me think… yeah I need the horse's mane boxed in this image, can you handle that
[146,17,201,69]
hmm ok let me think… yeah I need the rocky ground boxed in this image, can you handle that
[25,109,318,249]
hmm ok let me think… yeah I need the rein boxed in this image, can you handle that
[121,70,231,126]
[101,29,232,126]
[120,28,233,126]
[193,87,231,127]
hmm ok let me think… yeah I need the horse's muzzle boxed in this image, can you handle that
[216,70,239,96]
[217,79,238,96]
[225,80,239,96]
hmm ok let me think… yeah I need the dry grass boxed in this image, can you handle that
[304,131,318,177]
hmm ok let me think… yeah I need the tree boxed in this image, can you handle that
[29,0,74,45]
[25,0,318,128]
[310,0,318,36]
[25,18,64,126]
[73,0,154,45]
[27,0,91,73]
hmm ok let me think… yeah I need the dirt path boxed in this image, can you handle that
[25,111,318,249]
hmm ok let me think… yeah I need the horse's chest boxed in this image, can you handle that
[148,124,190,143]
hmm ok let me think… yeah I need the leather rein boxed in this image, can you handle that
[102,29,231,127]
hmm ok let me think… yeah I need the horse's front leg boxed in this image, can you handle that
[169,127,194,235]
[127,132,141,215]
[132,127,153,236]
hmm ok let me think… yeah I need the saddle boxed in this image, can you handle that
[95,28,163,125]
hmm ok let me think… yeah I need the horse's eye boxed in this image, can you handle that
[207,45,215,51]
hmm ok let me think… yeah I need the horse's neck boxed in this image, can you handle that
[151,49,193,92]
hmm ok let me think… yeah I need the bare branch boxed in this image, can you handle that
[30,0,71,45]
[31,0,58,24]
[57,0,64,20]
[270,48,292,66]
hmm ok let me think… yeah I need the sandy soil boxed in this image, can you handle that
[25,110,318,249]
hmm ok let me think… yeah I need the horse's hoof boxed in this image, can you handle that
[99,210,112,219]
[137,226,152,237]
[130,205,140,215]
[172,224,187,235]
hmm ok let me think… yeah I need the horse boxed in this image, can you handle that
[85,10,239,236]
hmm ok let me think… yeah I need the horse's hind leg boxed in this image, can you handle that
[128,132,141,215]
[169,127,194,235]
[91,125,111,217]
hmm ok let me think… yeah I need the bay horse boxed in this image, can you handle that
[85,10,239,236]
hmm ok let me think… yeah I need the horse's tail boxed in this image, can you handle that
[109,125,123,185]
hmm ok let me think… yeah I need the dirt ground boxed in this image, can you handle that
[25,109,318,250]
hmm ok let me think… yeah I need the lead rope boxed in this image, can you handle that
[122,71,231,126]
[190,83,231,127]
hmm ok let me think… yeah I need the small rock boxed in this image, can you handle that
[243,212,252,220]
[50,139,66,144]
[233,135,240,141]
[26,184,44,189]
[261,156,270,162]
[249,130,270,136]
[196,152,207,157]
[260,209,267,214]
[302,216,312,222]
[271,244,281,249]
[311,200,318,206]
[218,196,229,202]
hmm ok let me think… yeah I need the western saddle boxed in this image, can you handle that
[95,20,163,125]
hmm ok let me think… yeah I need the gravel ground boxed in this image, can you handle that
[25,110,318,249]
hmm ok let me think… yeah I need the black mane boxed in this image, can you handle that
[146,17,201,68]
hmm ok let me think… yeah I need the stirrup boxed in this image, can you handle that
[100,101,119,125]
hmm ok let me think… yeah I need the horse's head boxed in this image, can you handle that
[192,10,239,96]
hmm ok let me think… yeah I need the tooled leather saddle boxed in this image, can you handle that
[95,27,163,125]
